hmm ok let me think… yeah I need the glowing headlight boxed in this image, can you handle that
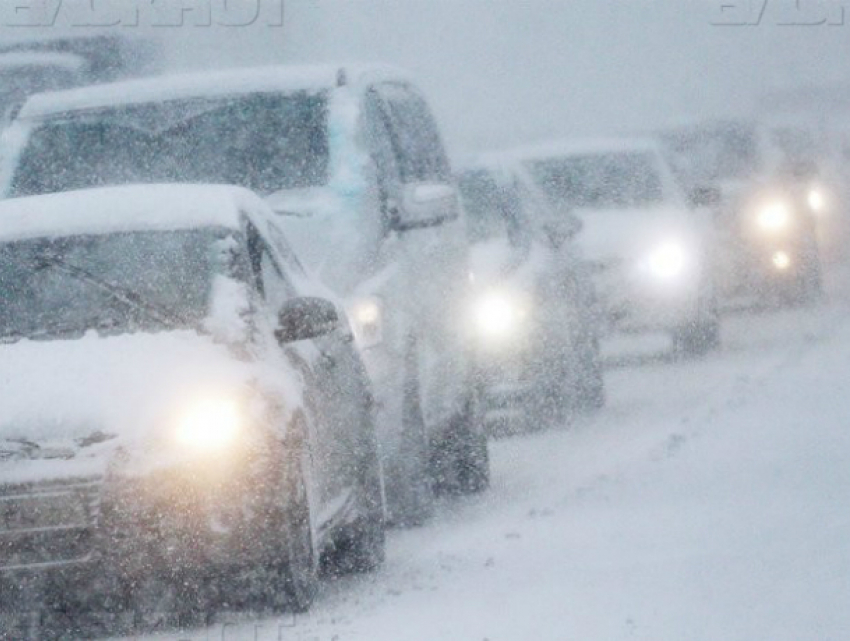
[756,201,791,232]
[174,397,242,453]
[474,291,523,339]
[647,241,687,279]
[772,250,791,271]
[349,297,383,348]
[807,188,826,213]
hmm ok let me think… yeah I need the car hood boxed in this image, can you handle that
[0,330,256,484]
[573,206,698,266]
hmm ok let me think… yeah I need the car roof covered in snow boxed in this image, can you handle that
[0,184,267,242]
[0,51,86,72]
[18,63,412,120]
[507,137,666,163]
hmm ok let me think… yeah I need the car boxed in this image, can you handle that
[0,185,384,630]
[458,157,604,433]
[659,119,825,305]
[0,35,158,131]
[0,64,489,523]
[511,138,720,355]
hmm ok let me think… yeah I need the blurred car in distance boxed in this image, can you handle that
[513,138,721,355]
[458,156,604,433]
[660,119,825,305]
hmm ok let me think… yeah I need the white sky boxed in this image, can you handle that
[5,0,850,155]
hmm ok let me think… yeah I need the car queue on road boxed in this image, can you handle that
[0,50,837,637]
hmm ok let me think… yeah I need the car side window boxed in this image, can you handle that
[374,83,451,184]
[246,222,296,310]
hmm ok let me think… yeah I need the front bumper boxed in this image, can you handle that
[0,464,286,582]
[592,265,702,333]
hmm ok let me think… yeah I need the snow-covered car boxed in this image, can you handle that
[513,139,720,354]
[458,159,604,432]
[0,64,489,524]
[660,119,824,304]
[0,185,384,624]
[0,35,158,131]
[0,52,85,128]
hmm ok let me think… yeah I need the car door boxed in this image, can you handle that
[371,82,471,432]
[247,220,364,527]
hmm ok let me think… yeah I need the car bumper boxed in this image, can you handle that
[0,466,286,582]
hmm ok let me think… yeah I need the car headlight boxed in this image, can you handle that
[349,297,383,348]
[756,201,791,232]
[174,397,242,454]
[646,241,687,279]
[807,187,826,213]
[474,291,525,339]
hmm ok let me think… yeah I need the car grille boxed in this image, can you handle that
[0,477,102,572]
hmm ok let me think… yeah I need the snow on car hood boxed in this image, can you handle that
[572,206,698,265]
[0,331,257,483]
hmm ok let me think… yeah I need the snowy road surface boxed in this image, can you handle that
[114,278,850,641]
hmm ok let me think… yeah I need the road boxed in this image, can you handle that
[115,270,850,641]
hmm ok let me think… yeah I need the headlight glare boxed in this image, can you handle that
[756,201,791,232]
[647,241,687,279]
[808,188,826,213]
[475,291,523,339]
[174,397,242,453]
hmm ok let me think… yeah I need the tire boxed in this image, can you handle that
[574,335,605,412]
[674,293,720,357]
[674,316,720,356]
[279,440,319,613]
[385,336,434,527]
[329,429,386,574]
[432,393,490,497]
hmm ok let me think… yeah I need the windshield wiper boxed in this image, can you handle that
[35,254,192,329]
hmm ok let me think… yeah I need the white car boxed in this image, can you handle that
[512,139,720,354]
[0,185,384,627]
[458,157,604,432]
[0,64,488,525]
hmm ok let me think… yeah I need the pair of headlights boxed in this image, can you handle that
[755,187,827,232]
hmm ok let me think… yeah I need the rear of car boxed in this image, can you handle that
[0,64,487,525]
[459,159,604,432]
[514,140,720,354]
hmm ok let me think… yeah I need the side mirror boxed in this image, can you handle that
[688,185,722,209]
[275,297,339,344]
[392,182,460,232]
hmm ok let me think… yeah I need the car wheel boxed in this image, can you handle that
[674,316,720,356]
[385,336,434,527]
[432,392,490,496]
[280,438,319,613]
[674,293,720,356]
[328,426,386,574]
[575,335,605,411]
[331,506,386,575]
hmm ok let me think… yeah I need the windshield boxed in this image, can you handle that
[662,124,759,184]
[0,229,228,341]
[0,65,81,124]
[458,168,528,246]
[527,151,664,210]
[10,92,329,198]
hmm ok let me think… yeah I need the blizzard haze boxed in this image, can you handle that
[18,0,850,155]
